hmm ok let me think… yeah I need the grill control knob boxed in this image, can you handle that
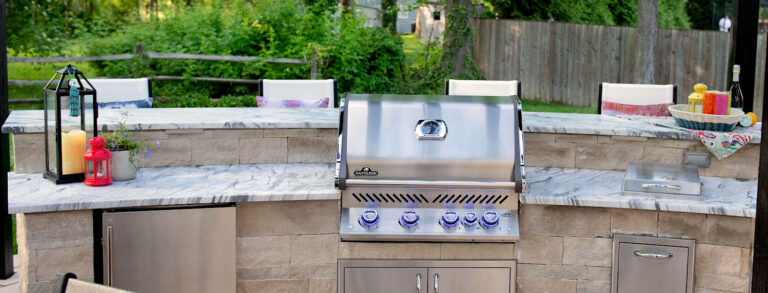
[480,211,500,229]
[440,211,459,229]
[399,210,420,229]
[358,210,379,229]
[462,212,478,227]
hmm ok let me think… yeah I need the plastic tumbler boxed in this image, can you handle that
[714,91,730,115]
[702,91,717,114]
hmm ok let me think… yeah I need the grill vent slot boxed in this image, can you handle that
[351,193,510,204]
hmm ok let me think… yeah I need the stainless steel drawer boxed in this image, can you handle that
[612,235,695,293]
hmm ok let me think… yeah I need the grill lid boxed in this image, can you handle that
[337,94,523,192]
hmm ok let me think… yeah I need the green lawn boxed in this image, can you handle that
[8,62,100,81]
[401,34,422,64]
[522,98,596,114]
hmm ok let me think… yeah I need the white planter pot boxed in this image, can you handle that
[110,150,137,181]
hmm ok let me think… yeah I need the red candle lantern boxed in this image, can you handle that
[83,137,113,186]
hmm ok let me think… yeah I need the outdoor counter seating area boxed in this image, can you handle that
[1,106,760,293]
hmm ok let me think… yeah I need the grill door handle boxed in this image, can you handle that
[345,179,519,190]
[434,273,439,293]
[634,251,673,259]
[416,273,421,293]
[105,225,114,286]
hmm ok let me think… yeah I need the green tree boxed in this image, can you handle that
[440,0,477,78]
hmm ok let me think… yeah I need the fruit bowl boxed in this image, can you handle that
[668,104,742,132]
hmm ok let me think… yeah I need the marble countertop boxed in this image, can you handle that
[523,167,757,217]
[3,108,759,143]
[8,163,339,214]
[9,163,756,217]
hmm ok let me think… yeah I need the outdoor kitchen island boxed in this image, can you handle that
[2,107,760,293]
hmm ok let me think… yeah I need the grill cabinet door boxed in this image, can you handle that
[427,267,513,293]
[616,243,690,293]
[343,267,428,293]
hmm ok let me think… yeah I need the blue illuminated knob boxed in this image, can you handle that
[481,211,500,229]
[462,212,478,227]
[440,211,459,229]
[399,210,420,228]
[359,210,379,229]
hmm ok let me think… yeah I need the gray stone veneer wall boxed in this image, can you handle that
[13,130,760,179]
[16,201,753,293]
[11,128,337,173]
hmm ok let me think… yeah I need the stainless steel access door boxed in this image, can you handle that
[427,268,511,293]
[615,243,691,293]
[344,267,428,293]
[103,206,236,293]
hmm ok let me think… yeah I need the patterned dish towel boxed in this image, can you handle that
[614,115,762,160]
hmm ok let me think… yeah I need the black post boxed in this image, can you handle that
[733,0,758,113]
[752,10,768,289]
[0,0,13,278]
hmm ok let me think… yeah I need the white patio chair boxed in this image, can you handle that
[259,79,338,108]
[85,78,153,109]
[598,82,677,116]
[444,79,521,97]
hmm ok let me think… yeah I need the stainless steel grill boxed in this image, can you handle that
[336,94,525,242]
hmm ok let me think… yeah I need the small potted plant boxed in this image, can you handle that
[103,111,157,181]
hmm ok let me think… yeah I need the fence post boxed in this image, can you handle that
[135,42,143,56]
[310,48,318,80]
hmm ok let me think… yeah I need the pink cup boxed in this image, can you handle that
[714,91,730,115]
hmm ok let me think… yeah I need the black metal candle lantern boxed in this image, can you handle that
[43,65,98,184]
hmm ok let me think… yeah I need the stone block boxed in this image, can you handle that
[165,129,213,139]
[575,144,644,170]
[239,138,288,164]
[22,211,92,250]
[309,277,336,293]
[524,133,555,143]
[517,236,563,265]
[287,137,336,163]
[132,130,168,140]
[288,129,319,137]
[610,209,658,236]
[263,129,290,137]
[562,237,611,267]
[237,236,290,267]
[212,129,264,139]
[597,135,648,145]
[13,139,44,173]
[694,275,750,292]
[290,234,339,265]
[586,267,611,282]
[237,266,288,280]
[517,264,546,279]
[317,129,338,137]
[556,134,598,144]
[546,264,587,280]
[703,215,753,248]
[25,280,55,293]
[643,146,685,165]
[694,244,750,278]
[12,133,44,146]
[338,242,441,260]
[237,279,308,293]
[35,245,93,282]
[524,141,575,168]
[517,278,577,293]
[286,264,337,279]
[521,205,610,237]
[190,138,239,165]
[147,139,191,167]
[658,212,707,240]
[440,243,515,259]
[577,280,610,293]
[700,144,759,179]
[647,138,701,149]
[237,201,339,237]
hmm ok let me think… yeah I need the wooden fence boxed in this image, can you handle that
[474,19,767,118]
[8,43,321,88]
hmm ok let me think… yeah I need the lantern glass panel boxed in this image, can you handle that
[85,161,94,179]
[97,161,107,178]
[44,88,58,175]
